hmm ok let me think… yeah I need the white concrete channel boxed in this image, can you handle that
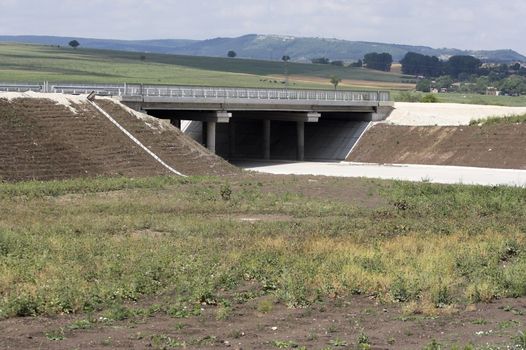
[237,161,526,187]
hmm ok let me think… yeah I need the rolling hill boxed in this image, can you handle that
[1,34,524,63]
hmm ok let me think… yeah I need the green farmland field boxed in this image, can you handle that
[0,43,412,90]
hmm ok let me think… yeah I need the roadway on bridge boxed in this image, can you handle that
[237,161,526,187]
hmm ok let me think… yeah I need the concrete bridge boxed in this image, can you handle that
[1,83,393,161]
[116,85,392,161]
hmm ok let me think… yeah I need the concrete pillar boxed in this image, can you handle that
[207,121,216,154]
[170,119,181,129]
[229,122,236,158]
[296,121,305,161]
[202,122,207,146]
[263,119,271,160]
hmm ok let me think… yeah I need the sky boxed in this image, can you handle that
[1,0,525,54]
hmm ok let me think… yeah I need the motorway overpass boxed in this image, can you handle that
[117,85,393,161]
[0,83,394,161]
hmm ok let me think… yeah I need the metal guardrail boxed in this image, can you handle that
[0,82,391,102]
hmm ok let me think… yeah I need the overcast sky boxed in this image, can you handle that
[1,0,525,54]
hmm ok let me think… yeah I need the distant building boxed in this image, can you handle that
[486,87,501,96]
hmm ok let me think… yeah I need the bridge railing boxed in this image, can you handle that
[0,82,391,102]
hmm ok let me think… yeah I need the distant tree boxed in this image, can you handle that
[330,75,342,90]
[363,52,393,72]
[498,75,526,95]
[68,40,80,49]
[282,55,291,86]
[510,63,521,72]
[330,60,344,67]
[446,55,482,78]
[435,75,454,89]
[311,57,330,65]
[400,52,443,77]
[140,55,146,62]
[227,50,237,58]
[416,79,432,92]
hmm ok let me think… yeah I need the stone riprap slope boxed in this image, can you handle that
[348,123,526,170]
[0,93,236,181]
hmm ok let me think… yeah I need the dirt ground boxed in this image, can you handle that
[1,295,525,349]
[348,123,526,170]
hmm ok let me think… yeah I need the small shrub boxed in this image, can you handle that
[220,183,232,201]
[329,338,348,347]
[423,339,442,350]
[515,330,526,348]
[395,91,422,102]
[103,304,133,321]
[421,94,438,103]
[257,297,274,313]
[272,340,298,348]
[390,277,410,302]
[68,319,92,330]
[45,328,65,341]
[215,301,232,321]
[358,332,370,344]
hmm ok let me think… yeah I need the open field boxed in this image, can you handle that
[0,43,413,90]
[1,175,526,349]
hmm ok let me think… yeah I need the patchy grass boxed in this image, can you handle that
[435,93,526,107]
[469,114,526,126]
[0,175,525,319]
[394,91,526,107]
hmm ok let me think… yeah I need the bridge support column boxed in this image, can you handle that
[207,121,217,154]
[296,121,305,161]
[229,122,236,158]
[263,119,271,160]
[170,118,181,129]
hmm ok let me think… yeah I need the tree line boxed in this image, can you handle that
[400,52,484,78]
[309,53,393,72]
[402,51,526,95]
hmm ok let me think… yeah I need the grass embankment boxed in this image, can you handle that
[0,43,411,90]
[0,176,525,319]
[394,90,526,107]
[470,114,526,126]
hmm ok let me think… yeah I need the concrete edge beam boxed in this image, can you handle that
[231,111,320,123]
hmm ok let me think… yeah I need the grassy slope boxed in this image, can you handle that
[0,43,412,90]
[394,90,526,107]
[0,175,525,319]
[435,93,526,107]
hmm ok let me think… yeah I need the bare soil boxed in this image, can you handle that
[1,295,524,349]
[0,97,235,181]
[348,124,526,170]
